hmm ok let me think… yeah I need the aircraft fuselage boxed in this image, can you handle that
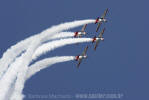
[78,31,86,35]
[99,18,107,22]
[96,37,104,41]
[75,55,87,61]
[74,31,86,37]
[79,55,87,59]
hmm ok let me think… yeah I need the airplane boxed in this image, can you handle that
[92,28,105,50]
[75,46,88,68]
[74,24,87,37]
[95,8,108,32]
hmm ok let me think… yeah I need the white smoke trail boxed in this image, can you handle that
[44,31,74,41]
[32,38,92,60]
[9,65,28,100]
[4,78,16,100]
[9,19,94,100]
[10,37,92,100]
[26,56,75,81]
[10,56,75,100]
[0,36,33,79]
[0,32,74,79]
[0,39,38,100]
[0,19,94,79]
[9,32,74,100]
[0,19,94,100]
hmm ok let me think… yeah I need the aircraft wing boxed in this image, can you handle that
[81,24,87,32]
[77,46,88,68]
[77,58,82,68]
[101,8,108,19]
[94,40,101,50]
[96,22,102,32]
[82,46,88,56]
[98,28,105,38]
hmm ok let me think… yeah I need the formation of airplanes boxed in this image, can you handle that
[74,8,109,68]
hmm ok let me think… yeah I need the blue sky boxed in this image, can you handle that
[0,0,149,100]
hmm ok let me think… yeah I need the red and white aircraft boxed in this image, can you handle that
[74,24,87,37]
[95,8,108,32]
[92,28,105,50]
[75,46,88,68]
